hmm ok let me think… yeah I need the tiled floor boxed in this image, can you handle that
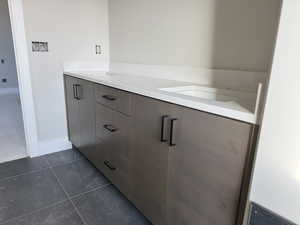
[0,149,151,225]
[0,93,27,163]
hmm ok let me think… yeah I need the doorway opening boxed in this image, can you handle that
[0,0,26,163]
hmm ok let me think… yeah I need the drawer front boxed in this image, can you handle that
[95,84,132,115]
[95,103,131,194]
[110,113,132,197]
[95,104,116,181]
[94,138,114,181]
[96,103,115,139]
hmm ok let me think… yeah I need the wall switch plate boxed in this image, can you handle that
[39,42,48,52]
[32,41,48,52]
[96,45,101,54]
[32,42,40,52]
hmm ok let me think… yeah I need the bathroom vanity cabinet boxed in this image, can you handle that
[64,74,257,225]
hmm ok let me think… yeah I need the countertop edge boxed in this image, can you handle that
[64,71,258,125]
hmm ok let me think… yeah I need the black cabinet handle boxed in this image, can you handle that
[103,124,118,132]
[102,95,116,101]
[161,115,169,142]
[74,84,81,100]
[104,160,116,171]
[73,84,77,99]
[169,118,178,146]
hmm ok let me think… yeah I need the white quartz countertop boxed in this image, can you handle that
[64,71,259,124]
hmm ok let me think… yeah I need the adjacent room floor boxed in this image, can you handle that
[0,93,27,163]
[0,148,151,225]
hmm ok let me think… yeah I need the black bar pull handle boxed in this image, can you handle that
[73,84,77,99]
[103,124,118,133]
[102,95,116,101]
[104,160,116,171]
[161,115,169,142]
[169,118,178,146]
[74,84,81,100]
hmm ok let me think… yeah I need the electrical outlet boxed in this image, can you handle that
[2,78,7,83]
[96,45,101,54]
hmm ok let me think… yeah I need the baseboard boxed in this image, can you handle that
[0,153,28,164]
[32,138,72,157]
[0,88,19,96]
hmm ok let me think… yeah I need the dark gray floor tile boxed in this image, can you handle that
[72,185,151,225]
[0,156,49,180]
[250,203,296,225]
[2,200,84,225]
[52,159,109,197]
[45,149,83,167]
[0,169,67,223]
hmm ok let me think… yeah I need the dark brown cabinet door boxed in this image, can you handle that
[167,106,253,225]
[64,75,96,159]
[77,79,96,161]
[131,95,172,225]
[64,76,81,148]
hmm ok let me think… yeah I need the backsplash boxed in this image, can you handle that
[249,203,297,225]
[63,61,109,72]
[109,62,267,92]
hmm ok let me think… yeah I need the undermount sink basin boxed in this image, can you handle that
[159,85,238,102]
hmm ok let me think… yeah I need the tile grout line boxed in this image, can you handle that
[46,157,85,169]
[70,183,112,200]
[0,152,89,225]
[0,167,50,183]
[48,165,89,225]
[0,199,69,225]
[0,156,80,224]
[0,153,83,183]
[0,152,109,225]
[44,156,51,167]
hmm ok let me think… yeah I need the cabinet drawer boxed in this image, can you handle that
[111,113,132,197]
[95,103,132,196]
[95,84,132,115]
[94,138,114,181]
[95,103,114,139]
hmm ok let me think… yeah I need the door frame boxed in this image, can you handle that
[7,0,39,157]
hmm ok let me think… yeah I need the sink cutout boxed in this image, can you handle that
[160,85,251,102]
[159,84,263,115]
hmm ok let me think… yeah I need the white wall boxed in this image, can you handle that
[22,0,109,151]
[250,0,300,224]
[108,0,281,72]
[0,0,18,89]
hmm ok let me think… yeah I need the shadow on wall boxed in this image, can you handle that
[209,0,282,88]
[109,0,282,92]
[211,0,281,71]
